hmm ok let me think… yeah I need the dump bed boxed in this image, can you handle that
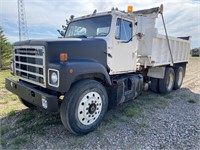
[135,5,191,67]
[137,33,190,67]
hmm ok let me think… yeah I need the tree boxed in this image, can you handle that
[57,15,74,37]
[0,27,12,70]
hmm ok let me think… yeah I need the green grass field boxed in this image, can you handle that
[0,70,24,117]
[0,71,62,149]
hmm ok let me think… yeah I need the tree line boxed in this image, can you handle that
[0,27,12,71]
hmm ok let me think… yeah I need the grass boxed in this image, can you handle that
[8,110,16,117]
[164,94,173,99]
[161,100,169,108]
[24,123,44,135]
[0,70,22,117]
[11,135,28,146]
[119,116,130,122]
[187,99,196,103]
[102,111,122,127]
[95,112,121,134]
[181,93,188,99]
[0,70,16,88]
[41,118,62,126]
[39,112,62,126]
[0,125,10,135]
[0,105,16,117]
[0,95,18,104]
[0,102,24,117]
[0,138,5,147]
[95,122,109,135]
[20,112,62,135]
[138,119,148,128]
[17,110,36,123]
[139,92,170,109]
[124,107,138,118]
[139,91,161,102]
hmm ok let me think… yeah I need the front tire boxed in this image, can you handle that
[60,80,108,135]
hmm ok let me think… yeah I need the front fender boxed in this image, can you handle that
[48,60,111,93]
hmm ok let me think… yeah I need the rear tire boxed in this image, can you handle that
[173,66,184,90]
[159,67,175,94]
[20,98,36,109]
[60,79,108,135]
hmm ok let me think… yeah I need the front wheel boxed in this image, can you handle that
[60,80,108,135]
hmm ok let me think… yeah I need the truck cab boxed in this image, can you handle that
[65,10,138,74]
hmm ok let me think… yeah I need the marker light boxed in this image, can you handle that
[60,53,68,62]
[42,97,48,109]
[128,6,133,12]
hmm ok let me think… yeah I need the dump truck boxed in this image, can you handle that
[5,4,191,135]
[191,48,200,57]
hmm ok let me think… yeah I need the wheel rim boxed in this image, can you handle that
[177,70,183,86]
[167,72,174,90]
[78,92,102,125]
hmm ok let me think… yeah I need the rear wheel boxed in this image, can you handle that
[159,67,175,94]
[173,66,184,90]
[19,98,36,109]
[60,79,108,135]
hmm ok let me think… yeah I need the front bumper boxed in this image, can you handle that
[5,78,59,111]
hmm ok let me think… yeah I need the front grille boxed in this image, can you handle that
[14,46,46,87]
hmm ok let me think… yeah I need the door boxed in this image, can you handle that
[109,17,137,74]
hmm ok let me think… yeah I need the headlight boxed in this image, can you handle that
[48,69,59,87]
[51,72,58,84]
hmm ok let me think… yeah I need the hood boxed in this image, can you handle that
[13,38,108,68]
[13,38,83,46]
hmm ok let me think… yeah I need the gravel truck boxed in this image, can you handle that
[5,5,191,135]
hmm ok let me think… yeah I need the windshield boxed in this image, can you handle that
[65,15,112,38]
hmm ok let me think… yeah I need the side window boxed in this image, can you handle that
[115,19,132,41]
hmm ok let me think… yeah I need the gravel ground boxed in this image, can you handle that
[1,57,200,150]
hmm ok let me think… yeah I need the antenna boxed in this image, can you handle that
[18,0,29,41]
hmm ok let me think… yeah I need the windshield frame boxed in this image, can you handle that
[64,15,112,38]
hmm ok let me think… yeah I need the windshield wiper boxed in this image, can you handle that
[76,35,87,38]
[66,35,87,38]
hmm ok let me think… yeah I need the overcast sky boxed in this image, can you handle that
[0,0,199,48]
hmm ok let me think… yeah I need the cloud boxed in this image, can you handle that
[0,0,199,48]
[155,1,200,48]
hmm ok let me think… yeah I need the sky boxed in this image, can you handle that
[0,0,199,48]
